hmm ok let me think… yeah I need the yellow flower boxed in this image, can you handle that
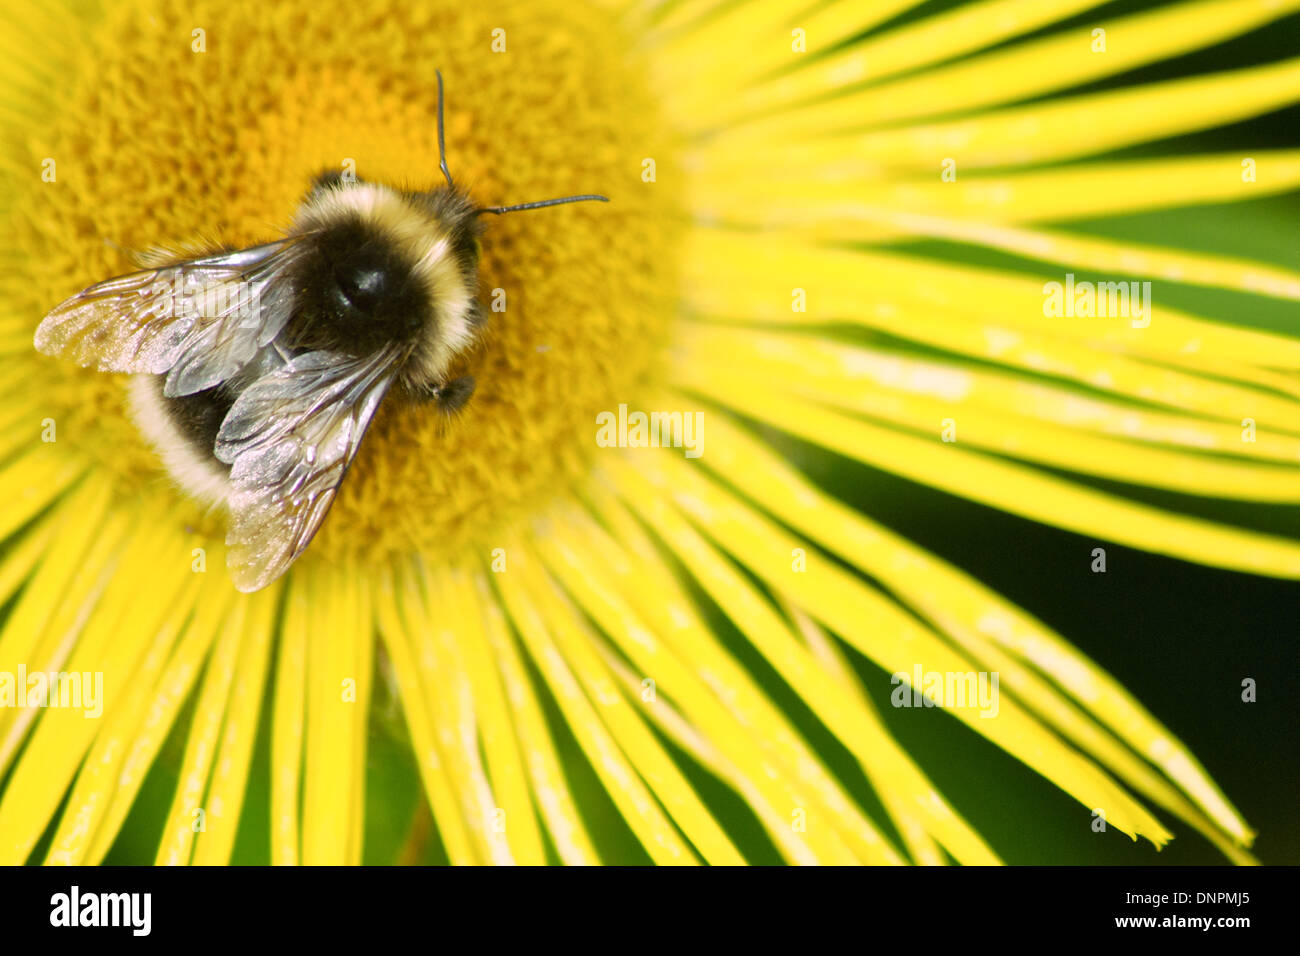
[1,0,1296,864]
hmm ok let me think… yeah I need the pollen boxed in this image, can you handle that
[6,0,683,564]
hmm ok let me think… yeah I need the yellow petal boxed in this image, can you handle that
[786,606,948,866]
[0,481,117,781]
[45,577,203,865]
[549,496,905,864]
[683,229,1300,372]
[442,569,547,865]
[516,540,751,863]
[0,447,86,542]
[301,560,370,865]
[682,324,1300,463]
[190,584,280,865]
[412,567,516,865]
[491,543,700,865]
[696,58,1300,180]
[0,516,56,612]
[657,0,926,125]
[0,509,183,863]
[677,405,1254,852]
[585,477,996,865]
[792,212,1300,305]
[689,152,1300,235]
[716,0,1300,143]
[86,581,234,864]
[270,570,309,865]
[617,454,1174,845]
[692,0,1109,131]
[472,572,599,865]
[374,566,481,866]
[155,597,251,866]
[682,372,1300,578]
[677,326,1300,501]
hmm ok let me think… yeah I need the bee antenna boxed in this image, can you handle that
[436,69,453,189]
[479,194,610,215]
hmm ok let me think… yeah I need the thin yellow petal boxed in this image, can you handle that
[799,212,1300,304]
[681,373,1300,577]
[784,605,947,866]
[45,577,203,865]
[374,567,481,866]
[441,569,547,865]
[679,406,1254,852]
[515,542,748,864]
[472,572,599,865]
[697,58,1300,180]
[696,0,1109,131]
[0,518,55,611]
[584,479,995,865]
[682,324,1300,463]
[683,229,1300,371]
[657,0,926,124]
[677,327,1300,500]
[348,582,372,864]
[155,598,251,865]
[0,482,118,782]
[191,584,280,865]
[0,511,182,863]
[270,571,309,865]
[689,152,1300,235]
[34,521,198,863]
[86,582,234,864]
[491,544,699,865]
[301,560,369,865]
[411,567,515,865]
[553,496,906,864]
[0,391,46,461]
[0,447,86,542]
[620,454,1175,845]
[716,0,1300,142]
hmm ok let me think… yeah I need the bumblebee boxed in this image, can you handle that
[35,72,607,591]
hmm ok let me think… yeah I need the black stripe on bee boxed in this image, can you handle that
[284,213,434,357]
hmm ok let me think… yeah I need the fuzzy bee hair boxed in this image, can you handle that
[289,174,486,390]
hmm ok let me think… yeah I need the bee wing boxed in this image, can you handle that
[214,346,401,592]
[34,238,309,397]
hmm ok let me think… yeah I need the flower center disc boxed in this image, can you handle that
[12,0,681,563]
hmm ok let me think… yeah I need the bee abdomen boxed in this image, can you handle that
[127,374,234,506]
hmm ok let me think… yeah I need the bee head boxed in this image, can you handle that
[277,73,605,406]
[288,178,483,384]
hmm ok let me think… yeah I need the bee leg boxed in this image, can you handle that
[428,375,476,415]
